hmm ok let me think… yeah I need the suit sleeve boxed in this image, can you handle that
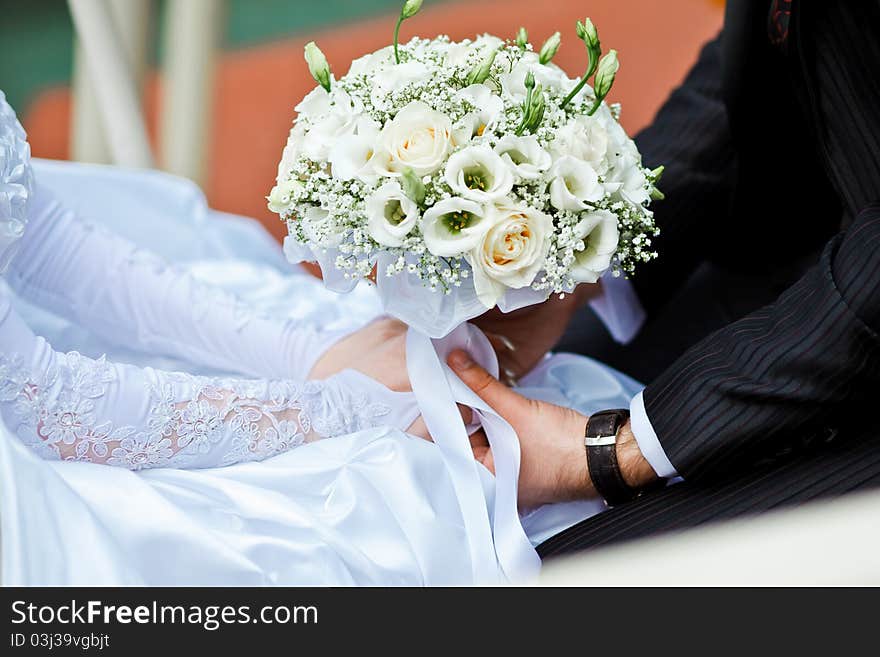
[643,203,880,481]
[629,34,737,316]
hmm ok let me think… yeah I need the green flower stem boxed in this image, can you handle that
[393,14,404,63]
[560,47,598,109]
[586,95,604,116]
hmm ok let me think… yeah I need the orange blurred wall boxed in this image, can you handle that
[23,0,723,241]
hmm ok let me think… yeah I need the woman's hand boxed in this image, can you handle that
[309,317,468,441]
[309,317,411,391]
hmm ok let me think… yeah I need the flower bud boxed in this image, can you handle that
[577,18,599,50]
[516,27,528,50]
[466,46,499,85]
[650,165,665,183]
[400,167,426,205]
[524,84,546,133]
[304,41,331,92]
[538,31,561,65]
[594,49,619,98]
[524,70,536,90]
[401,0,423,19]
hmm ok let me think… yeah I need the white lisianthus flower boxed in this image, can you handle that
[445,34,504,67]
[373,101,454,176]
[605,141,650,205]
[550,115,609,173]
[267,179,303,214]
[494,135,551,180]
[421,197,490,257]
[365,181,420,247]
[453,84,504,143]
[467,202,553,307]
[329,116,381,182]
[569,210,619,283]
[500,52,569,99]
[370,61,430,111]
[302,206,343,247]
[276,122,306,181]
[294,86,330,118]
[548,156,605,211]
[444,146,514,202]
[347,45,394,77]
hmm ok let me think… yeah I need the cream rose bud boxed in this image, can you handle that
[494,135,551,180]
[267,179,303,214]
[468,203,553,307]
[569,210,619,283]
[365,182,420,247]
[444,146,514,202]
[548,155,605,211]
[373,101,454,177]
[421,197,489,257]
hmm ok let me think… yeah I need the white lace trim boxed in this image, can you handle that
[0,90,34,274]
[0,351,391,470]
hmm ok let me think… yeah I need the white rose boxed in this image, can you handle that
[569,210,619,283]
[421,197,490,257]
[301,206,343,247]
[328,116,380,183]
[365,181,420,247]
[452,84,504,144]
[267,179,303,214]
[444,146,514,202]
[494,135,552,181]
[373,101,454,176]
[548,156,605,211]
[468,202,553,307]
[370,61,430,111]
[550,115,609,173]
[301,90,362,161]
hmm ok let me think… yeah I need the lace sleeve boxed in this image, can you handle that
[0,292,402,470]
[5,184,348,381]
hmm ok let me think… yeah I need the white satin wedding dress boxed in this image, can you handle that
[0,91,640,585]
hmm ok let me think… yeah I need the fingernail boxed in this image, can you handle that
[449,350,474,369]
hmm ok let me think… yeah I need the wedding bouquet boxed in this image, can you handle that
[269,0,662,336]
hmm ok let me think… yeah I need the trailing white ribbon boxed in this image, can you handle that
[406,323,541,584]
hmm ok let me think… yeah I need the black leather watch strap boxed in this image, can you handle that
[585,409,639,506]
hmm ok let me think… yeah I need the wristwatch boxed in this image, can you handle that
[584,409,641,506]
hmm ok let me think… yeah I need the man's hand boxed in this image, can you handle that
[449,349,657,508]
[449,349,595,508]
[473,284,599,383]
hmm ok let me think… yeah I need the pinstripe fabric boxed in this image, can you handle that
[646,206,880,481]
[539,1,880,555]
[538,426,880,558]
[643,0,880,483]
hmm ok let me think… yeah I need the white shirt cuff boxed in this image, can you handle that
[588,272,647,345]
[629,390,680,480]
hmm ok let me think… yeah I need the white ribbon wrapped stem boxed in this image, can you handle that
[406,323,541,584]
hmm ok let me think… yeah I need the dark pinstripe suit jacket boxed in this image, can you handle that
[631,0,880,481]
